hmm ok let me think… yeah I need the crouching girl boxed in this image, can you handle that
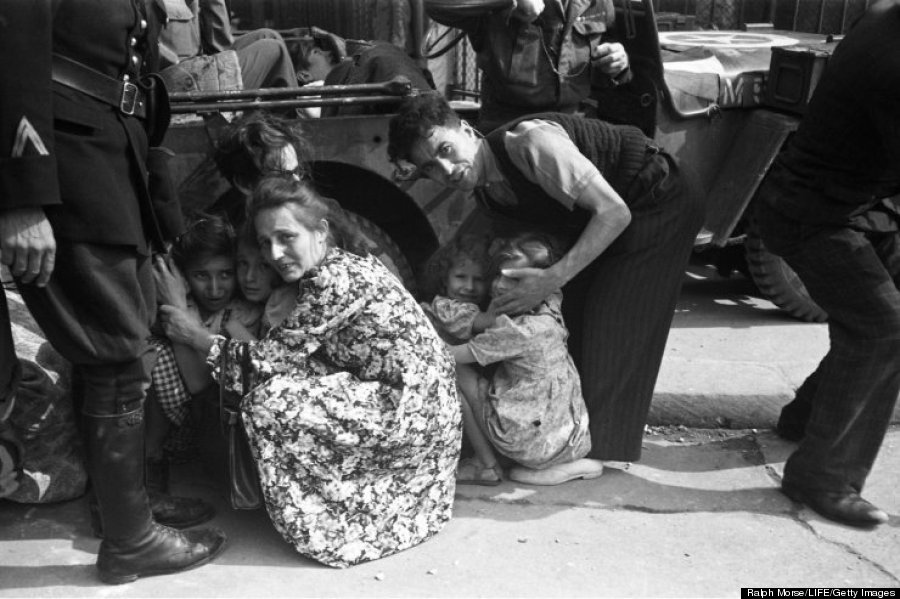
[452,233,604,485]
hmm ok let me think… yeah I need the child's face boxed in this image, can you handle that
[236,241,279,304]
[491,255,529,298]
[185,254,236,316]
[445,257,487,304]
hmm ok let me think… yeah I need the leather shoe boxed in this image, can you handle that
[781,481,888,528]
[98,523,227,585]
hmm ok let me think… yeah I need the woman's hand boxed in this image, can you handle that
[152,254,188,309]
[489,266,562,316]
[158,304,214,353]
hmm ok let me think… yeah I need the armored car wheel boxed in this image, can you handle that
[343,211,418,296]
[744,221,828,323]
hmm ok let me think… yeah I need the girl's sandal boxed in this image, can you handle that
[456,457,503,486]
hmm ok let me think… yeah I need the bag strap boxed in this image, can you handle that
[218,338,230,435]
[239,343,250,396]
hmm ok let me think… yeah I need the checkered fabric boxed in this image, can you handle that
[149,336,190,427]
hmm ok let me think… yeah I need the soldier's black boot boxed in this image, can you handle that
[85,408,226,584]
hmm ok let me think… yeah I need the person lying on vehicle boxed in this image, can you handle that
[289,27,434,117]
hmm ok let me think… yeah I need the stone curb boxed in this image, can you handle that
[650,356,900,429]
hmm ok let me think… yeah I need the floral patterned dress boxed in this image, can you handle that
[209,249,462,568]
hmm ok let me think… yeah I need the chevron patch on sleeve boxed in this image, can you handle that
[11,117,49,158]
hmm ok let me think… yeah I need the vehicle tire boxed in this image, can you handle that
[744,222,828,323]
[343,211,418,295]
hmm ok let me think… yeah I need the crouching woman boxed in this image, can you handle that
[160,176,462,567]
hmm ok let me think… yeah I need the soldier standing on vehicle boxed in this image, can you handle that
[425,0,631,132]
[754,0,900,527]
[0,0,226,583]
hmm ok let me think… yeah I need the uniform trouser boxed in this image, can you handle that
[14,240,156,417]
[755,197,900,494]
[563,154,705,462]
[233,28,297,89]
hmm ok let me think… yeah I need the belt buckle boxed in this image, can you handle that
[120,81,138,115]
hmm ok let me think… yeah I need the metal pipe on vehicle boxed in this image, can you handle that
[168,95,407,114]
[168,78,413,104]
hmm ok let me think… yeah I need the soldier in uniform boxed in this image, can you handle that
[425,0,632,132]
[0,0,226,583]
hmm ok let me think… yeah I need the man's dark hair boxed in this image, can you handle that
[387,92,460,164]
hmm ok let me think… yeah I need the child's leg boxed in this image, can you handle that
[141,340,214,528]
[455,364,501,481]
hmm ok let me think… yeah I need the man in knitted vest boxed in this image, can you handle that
[388,94,703,480]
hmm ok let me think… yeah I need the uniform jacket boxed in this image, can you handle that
[0,0,179,254]
[426,0,629,122]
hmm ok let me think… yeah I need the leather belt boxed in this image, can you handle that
[51,53,147,119]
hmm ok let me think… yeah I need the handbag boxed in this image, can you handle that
[219,339,263,510]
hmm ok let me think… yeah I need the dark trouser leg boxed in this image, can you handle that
[570,158,704,462]
[756,200,900,494]
[15,242,225,582]
[776,367,819,441]
[234,29,297,89]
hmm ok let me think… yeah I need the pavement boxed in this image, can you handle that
[2,256,900,596]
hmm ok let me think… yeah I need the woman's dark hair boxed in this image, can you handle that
[249,176,365,256]
[171,212,236,273]
[419,233,491,302]
[387,92,460,164]
[488,232,560,278]
[213,112,311,191]
[235,220,258,252]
